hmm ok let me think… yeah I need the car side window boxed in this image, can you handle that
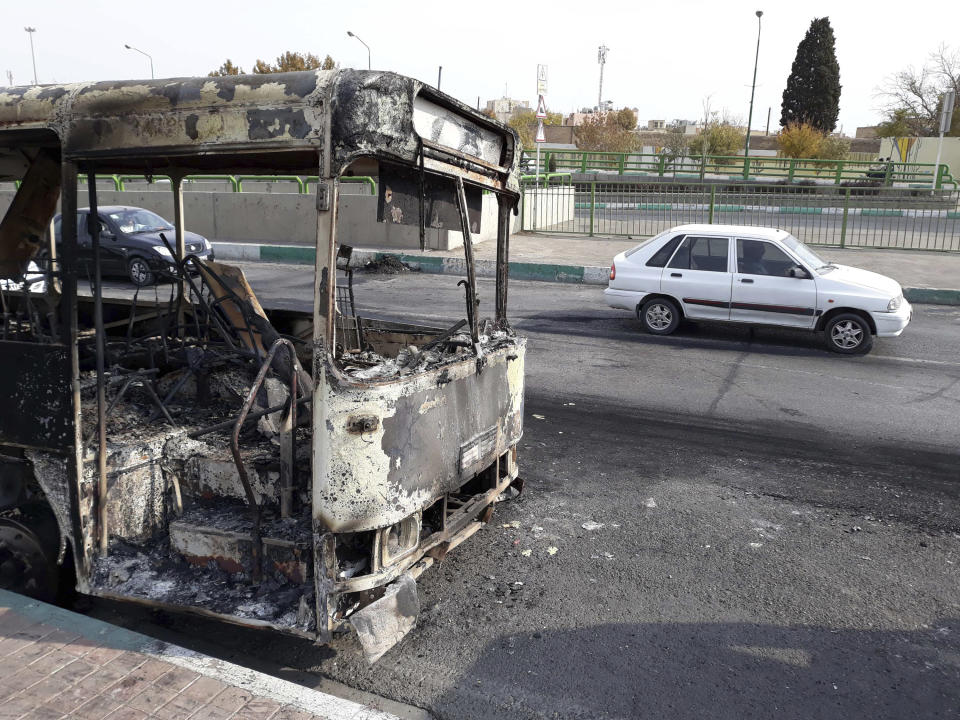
[689,236,729,272]
[646,235,684,267]
[737,239,796,277]
[668,236,729,272]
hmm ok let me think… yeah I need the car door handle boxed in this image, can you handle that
[670,272,682,278]
[740,278,754,283]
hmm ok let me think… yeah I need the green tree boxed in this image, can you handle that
[780,17,842,132]
[253,52,335,74]
[816,134,850,162]
[508,109,563,151]
[575,109,640,152]
[688,123,745,157]
[661,120,690,165]
[208,59,244,77]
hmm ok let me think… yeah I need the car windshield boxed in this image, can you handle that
[782,233,833,272]
[105,208,174,234]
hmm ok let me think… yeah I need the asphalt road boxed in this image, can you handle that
[83,265,960,719]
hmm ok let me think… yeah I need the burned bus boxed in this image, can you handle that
[0,69,524,659]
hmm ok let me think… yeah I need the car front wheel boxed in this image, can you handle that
[639,298,680,335]
[824,313,873,355]
[128,256,154,286]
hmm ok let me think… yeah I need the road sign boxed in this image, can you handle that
[536,95,547,119]
[535,120,546,143]
[940,90,956,134]
[537,64,548,96]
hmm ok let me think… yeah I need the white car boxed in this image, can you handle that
[605,224,912,354]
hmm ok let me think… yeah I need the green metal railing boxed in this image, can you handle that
[521,150,957,190]
[520,172,573,188]
[64,174,378,195]
[520,180,960,251]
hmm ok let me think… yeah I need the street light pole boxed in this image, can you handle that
[124,44,154,79]
[743,10,763,179]
[24,27,38,85]
[346,31,371,70]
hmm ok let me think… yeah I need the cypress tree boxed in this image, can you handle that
[780,17,842,132]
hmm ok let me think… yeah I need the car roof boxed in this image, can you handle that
[668,224,789,241]
[78,206,148,214]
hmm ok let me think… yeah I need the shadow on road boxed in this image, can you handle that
[435,620,960,720]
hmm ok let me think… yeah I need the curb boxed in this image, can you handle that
[0,589,400,720]
[211,242,960,305]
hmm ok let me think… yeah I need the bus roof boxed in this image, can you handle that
[0,69,519,193]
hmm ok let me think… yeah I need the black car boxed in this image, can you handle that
[53,205,213,285]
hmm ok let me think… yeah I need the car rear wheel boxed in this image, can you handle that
[824,313,873,355]
[128,256,154,286]
[639,298,680,335]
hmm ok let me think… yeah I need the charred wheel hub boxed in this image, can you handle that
[0,517,56,601]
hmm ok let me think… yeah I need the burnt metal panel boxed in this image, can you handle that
[377,163,482,233]
[314,341,525,532]
[0,340,73,451]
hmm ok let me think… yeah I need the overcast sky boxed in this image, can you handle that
[2,0,956,134]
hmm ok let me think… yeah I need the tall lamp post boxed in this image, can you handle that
[346,31,371,70]
[743,10,763,180]
[24,27,38,85]
[124,44,154,79]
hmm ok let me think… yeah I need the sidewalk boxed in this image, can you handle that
[0,589,402,720]
[212,231,960,305]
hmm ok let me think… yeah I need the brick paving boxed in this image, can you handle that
[0,592,395,720]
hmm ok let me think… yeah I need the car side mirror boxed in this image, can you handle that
[100,230,115,240]
[787,265,809,279]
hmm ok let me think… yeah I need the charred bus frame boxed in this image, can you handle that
[0,69,524,657]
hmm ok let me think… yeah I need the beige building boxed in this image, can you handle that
[484,97,531,124]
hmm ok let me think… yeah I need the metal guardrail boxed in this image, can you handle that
[519,172,573,188]
[61,174,379,196]
[521,150,958,190]
[520,180,960,252]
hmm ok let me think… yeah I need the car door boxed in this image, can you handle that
[95,215,128,276]
[660,235,732,320]
[730,238,818,328]
[75,211,94,274]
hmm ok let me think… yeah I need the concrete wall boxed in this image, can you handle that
[0,188,520,251]
[879,137,960,174]
[521,187,576,231]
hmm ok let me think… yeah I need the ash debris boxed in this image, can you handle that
[91,538,316,632]
[340,327,517,381]
[362,255,413,274]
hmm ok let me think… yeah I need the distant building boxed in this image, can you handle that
[647,119,666,130]
[565,107,640,128]
[484,97,531,124]
[856,126,879,139]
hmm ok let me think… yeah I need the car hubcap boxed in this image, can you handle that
[646,304,672,330]
[831,320,863,349]
[131,261,148,283]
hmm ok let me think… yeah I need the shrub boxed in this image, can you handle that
[777,123,823,159]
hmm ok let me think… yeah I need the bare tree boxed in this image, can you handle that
[876,44,960,136]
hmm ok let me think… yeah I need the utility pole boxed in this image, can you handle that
[597,45,609,112]
[24,27,38,85]
[743,10,763,179]
[437,66,442,90]
[765,107,771,135]
[5,71,13,87]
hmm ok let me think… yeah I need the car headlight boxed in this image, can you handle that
[887,295,902,312]
[152,245,173,258]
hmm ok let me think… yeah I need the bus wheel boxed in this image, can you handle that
[0,517,58,602]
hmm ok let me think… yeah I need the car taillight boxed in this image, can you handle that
[609,262,616,281]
